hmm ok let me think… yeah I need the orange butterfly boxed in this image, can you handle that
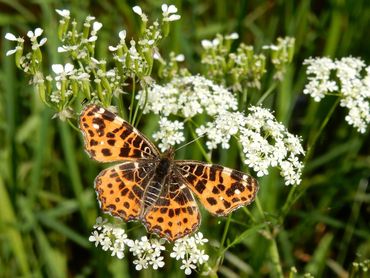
[80,105,258,241]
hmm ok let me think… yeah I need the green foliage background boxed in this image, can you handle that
[0,0,369,277]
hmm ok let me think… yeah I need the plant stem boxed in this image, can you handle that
[129,75,136,124]
[306,97,340,162]
[269,238,284,278]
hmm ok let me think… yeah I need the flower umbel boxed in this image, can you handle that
[196,108,305,185]
[303,57,370,133]
[89,217,209,274]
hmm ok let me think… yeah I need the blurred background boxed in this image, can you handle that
[0,0,369,277]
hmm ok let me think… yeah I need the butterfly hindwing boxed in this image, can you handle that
[176,161,259,216]
[80,105,160,162]
[143,173,201,241]
[95,161,156,221]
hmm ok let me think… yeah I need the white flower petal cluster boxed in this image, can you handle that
[127,236,166,270]
[56,10,103,55]
[161,4,181,21]
[27,27,47,50]
[137,75,237,150]
[152,117,185,151]
[196,107,305,185]
[303,57,338,101]
[5,28,47,57]
[303,57,370,133]
[89,218,209,274]
[170,232,209,275]
[88,217,129,259]
[138,75,238,118]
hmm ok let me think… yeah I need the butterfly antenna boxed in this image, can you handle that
[175,134,205,152]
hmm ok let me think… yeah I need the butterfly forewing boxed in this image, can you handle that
[80,105,160,162]
[176,161,258,216]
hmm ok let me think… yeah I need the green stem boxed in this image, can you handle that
[257,83,277,106]
[269,238,284,278]
[128,76,136,124]
[305,97,340,162]
[219,214,232,252]
[133,86,147,127]
[67,119,80,132]
[187,122,211,163]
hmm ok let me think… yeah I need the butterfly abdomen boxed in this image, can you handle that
[142,157,172,211]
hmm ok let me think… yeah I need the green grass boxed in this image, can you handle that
[1,0,369,277]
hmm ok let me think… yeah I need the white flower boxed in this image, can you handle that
[303,57,370,133]
[225,32,239,40]
[194,232,208,245]
[134,257,148,271]
[132,5,148,22]
[5,32,24,42]
[171,232,209,275]
[180,259,196,275]
[93,216,108,230]
[55,9,70,18]
[92,21,103,32]
[5,32,24,56]
[197,108,304,185]
[119,30,126,41]
[89,231,104,247]
[110,241,125,259]
[132,5,143,15]
[201,38,220,49]
[152,117,185,151]
[138,75,237,118]
[162,4,181,21]
[151,256,165,269]
[27,27,43,40]
[52,63,75,81]
[175,54,185,62]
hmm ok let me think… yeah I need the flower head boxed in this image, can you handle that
[303,57,370,133]
[162,4,181,21]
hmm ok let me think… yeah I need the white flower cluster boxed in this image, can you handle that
[138,75,238,151]
[262,37,295,80]
[152,118,185,151]
[56,11,103,56]
[5,28,47,57]
[170,232,209,275]
[196,107,305,185]
[89,217,209,275]
[138,75,238,118]
[303,57,370,133]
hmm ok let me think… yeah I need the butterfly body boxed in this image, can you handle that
[80,105,258,241]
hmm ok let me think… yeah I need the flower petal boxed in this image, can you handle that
[5,33,17,41]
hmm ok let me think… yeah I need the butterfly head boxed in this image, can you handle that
[161,147,175,159]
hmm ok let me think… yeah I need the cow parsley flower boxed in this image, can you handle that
[196,108,304,185]
[152,117,185,151]
[170,232,209,275]
[89,218,131,259]
[303,57,338,101]
[5,32,24,56]
[161,4,181,21]
[138,75,237,118]
[303,57,370,133]
[127,236,166,270]
[27,27,47,50]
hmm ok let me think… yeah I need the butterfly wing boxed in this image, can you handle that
[142,173,201,241]
[95,161,156,221]
[176,161,258,216]
[80,105,160,162]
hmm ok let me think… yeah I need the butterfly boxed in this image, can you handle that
[79,104,258,241]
